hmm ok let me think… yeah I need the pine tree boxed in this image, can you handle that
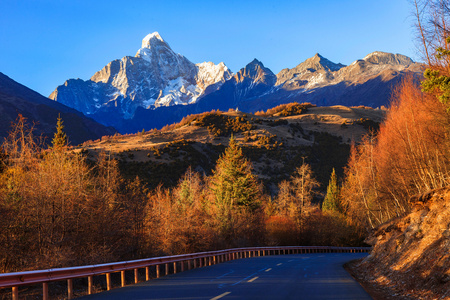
[52,114,68,149]
[322,168,341,213]
[210,136,260,212]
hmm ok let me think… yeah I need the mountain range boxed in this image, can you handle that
[49,32,422,133]
[0,72,116,145]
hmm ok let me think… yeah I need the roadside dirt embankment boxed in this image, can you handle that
[348,187,450,299]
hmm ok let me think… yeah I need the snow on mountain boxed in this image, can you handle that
[50,32,422,133]
[50,32,231,121]
[196,62,232,90]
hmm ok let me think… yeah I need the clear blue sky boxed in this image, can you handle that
[0,0,418,97]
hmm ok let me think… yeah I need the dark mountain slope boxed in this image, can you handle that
[0,72,116,146]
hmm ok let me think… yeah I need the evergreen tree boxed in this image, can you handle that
[210,136,260,212]
[52,114,68,149]
[322,168,341,213]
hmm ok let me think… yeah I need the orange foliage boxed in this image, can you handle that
[341,77,450,228]
[265,215,298,245]
[255,102,316,117]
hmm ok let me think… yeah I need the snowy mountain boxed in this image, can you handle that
[198,51,422,114]
[50,32,231,125]
[50,32,422,133]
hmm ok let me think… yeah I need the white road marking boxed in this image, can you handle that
[276,263,282,266]
[210,292,231,300]
[248,276,258,282]
[231,272,258,286]
[265,268,272,272]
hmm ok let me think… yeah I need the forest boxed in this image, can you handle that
[0,115,362,273]
[2,1,450,275]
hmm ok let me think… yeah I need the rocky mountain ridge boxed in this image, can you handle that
[50,32,423,133]
[50,32,231,120]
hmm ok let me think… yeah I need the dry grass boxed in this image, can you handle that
[74,106,385,161]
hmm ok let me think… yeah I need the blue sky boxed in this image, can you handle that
[0,0,417,97]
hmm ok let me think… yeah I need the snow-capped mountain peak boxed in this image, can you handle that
[135,32,178,64]
[141,32,165,47]
[50,32,232,123]
[196,62,232,90]
[362,51,414,67]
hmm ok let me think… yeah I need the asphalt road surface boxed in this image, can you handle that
[79,253,371,300]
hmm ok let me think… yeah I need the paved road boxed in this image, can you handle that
[79,253,371,300]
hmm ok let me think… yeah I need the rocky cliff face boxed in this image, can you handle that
[50,32,231,121]
[274,51,419,94]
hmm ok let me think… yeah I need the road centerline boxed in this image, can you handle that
[231,272,259,286]
[210,292,231,300]
[248,276,259,282]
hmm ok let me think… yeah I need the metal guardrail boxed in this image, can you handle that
[0,246,371,300]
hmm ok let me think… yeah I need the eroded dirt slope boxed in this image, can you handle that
[349,188,450,299]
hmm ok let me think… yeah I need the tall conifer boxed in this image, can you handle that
[210,136,260,212]
[322,168,341,213]
[52,114,68,149]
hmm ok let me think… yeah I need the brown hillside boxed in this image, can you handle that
[81,105,385,154]
[349,187,450,299]
[77,105,385,191]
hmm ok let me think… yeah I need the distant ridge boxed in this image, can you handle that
[49,32,423,133]
[0,72,116,145]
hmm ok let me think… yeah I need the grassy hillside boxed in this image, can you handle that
[78,104,385,193]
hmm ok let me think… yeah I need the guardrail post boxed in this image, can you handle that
[173,262,177,274]
[121,271,126,287]
[68,279,73,299]
[165,263,169,275]
[106,273,112,290]
[135,268,139,283]
[12,286,18,300]
[88,276,93,295]
[43,282,49,300]
[146,267,150,281]
[181,260,185,271]
[156,265,160,278]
